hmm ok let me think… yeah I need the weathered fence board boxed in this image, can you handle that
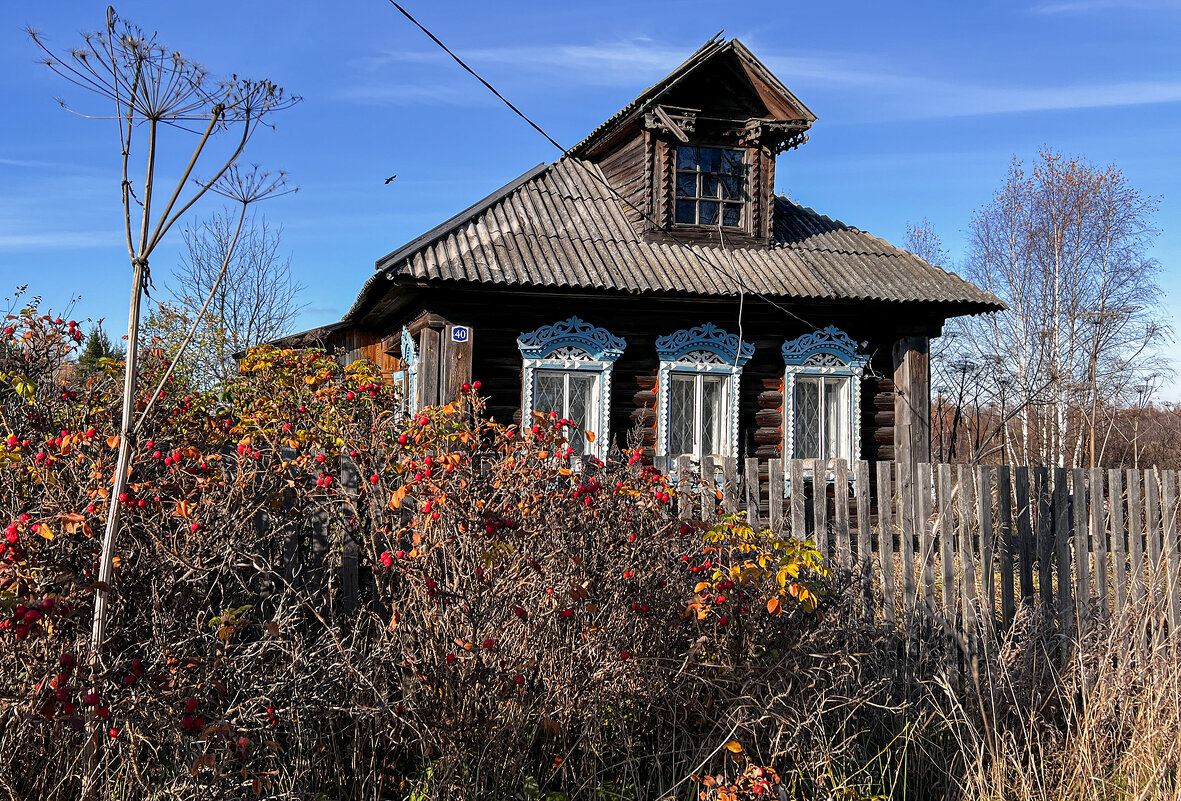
[997,466,1015,626]
[876,461,896,625]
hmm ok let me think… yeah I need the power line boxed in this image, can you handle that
[383,0,827,336]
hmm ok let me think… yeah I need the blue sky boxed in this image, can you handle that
[2,1,1179,397]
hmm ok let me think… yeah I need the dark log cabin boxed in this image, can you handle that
[276,36,1002,485]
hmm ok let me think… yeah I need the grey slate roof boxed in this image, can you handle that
[346,158,1003,322]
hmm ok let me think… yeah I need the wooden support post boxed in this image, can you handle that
[417,327,442,408]
[441,324,473,402]
[876,461,896,625]
[833,458,851,567]
[997,465,1015,626]
[892,336,930,476]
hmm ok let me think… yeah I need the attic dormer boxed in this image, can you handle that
[573,38,815,247]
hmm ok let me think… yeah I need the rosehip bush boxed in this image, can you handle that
[0,296,833,800]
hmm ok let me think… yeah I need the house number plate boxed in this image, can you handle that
[450,326,471,343]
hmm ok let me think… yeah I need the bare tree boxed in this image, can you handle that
[166,210,305,387]
[29,11,298,668]
[961,150,1170,468]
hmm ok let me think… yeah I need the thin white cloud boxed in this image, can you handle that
[0,230,116,250]
[343,38,1181,119]
[1030,0,1181,13]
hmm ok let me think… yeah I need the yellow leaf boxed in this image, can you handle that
[36,523,54,540]
[694,581,711,594]
[724,740,743,753]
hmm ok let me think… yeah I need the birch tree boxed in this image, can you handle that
[961,150,1168,468]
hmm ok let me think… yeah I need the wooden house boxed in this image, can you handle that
[278,36,1002,481]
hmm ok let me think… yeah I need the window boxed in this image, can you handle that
[656,323,754,461]
[532,370,597,455]
[517,317,626,459]
[782,327,869,475]
[674,145,746,227]
[792,375,850,461]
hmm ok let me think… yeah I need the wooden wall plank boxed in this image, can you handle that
[418,328,442,407]
[938,463,956,620]
[997,465,1015,626]
[1015,467,1035,603]
[876,461,896,625]
[1127,469,1145,605]
[1109,469,1127,616]
[833,458,851,566]
[1090,468,1109,614]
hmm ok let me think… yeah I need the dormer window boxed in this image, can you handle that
[674,146,746,228]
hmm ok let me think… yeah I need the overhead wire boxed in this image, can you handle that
[384,0,831,338]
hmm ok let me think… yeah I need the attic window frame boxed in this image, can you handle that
[672,144,749,231]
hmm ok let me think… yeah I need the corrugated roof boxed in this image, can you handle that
[347,157,1003,322]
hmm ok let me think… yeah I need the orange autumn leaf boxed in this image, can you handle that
[766,597,782,615]
[36,523,54,540]
[106,435,120,449]
[724,740,743,754]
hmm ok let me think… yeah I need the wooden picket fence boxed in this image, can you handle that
[654,455,1181,650]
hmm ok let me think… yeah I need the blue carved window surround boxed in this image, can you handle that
[655,323,754,461]
[782,326,868,494]
[517,317,625,458]
[397,325,419,416]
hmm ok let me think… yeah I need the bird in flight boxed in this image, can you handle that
[384,175,397,184]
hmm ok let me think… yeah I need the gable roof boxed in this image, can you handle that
[345,157,1002,323]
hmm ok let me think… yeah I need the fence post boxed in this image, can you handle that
[1053,467,1073,640]
[876,461,897,626]
[1163,470,1180,637]
[744,457,761,532]
[790,459,806,539]
[977,466,995,640]
[1073,468,1090,627]
[1090,468,1109,616]
[699,455,716,523]
[1127,469,1145,606]
[1109,469,1127,617]
[900,461,918,615]
[722,457,740,515]
[1034,467,1053,612]
[768,458,784,534]
[833,458,851,567]
[339,452,360,615]
[856,460,873,621]
[959,464,978,658]
[919,463,936,614]
[997,465,1015,626]
[812,458,828,558]
[1015,467,1035,603]
[938,463,956,621]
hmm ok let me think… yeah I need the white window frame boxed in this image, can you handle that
[655,323,754,462]
[517,317,625,460]
[782,326,868,495]
[400,326,418,416]
[789,374,853,462]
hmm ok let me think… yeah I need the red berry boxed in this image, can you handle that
[620,651,631,661]
[482,638,495,649]
[84,693,100,706]
[514,675,524,686]
[446,653,457,664]
[184,698,199,712]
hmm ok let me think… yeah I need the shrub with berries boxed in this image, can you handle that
[0,294,834,800]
